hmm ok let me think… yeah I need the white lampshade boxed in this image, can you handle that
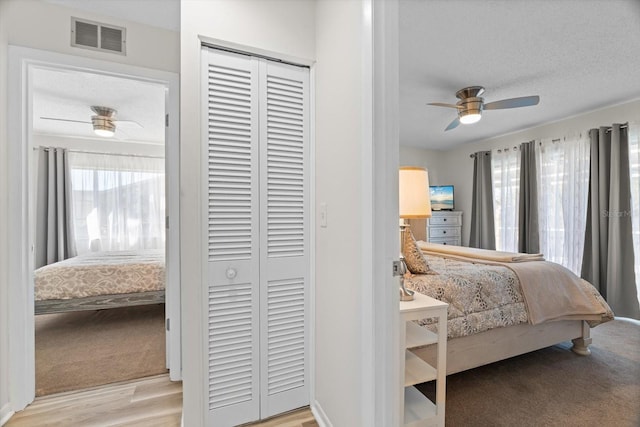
[399,166,432,219]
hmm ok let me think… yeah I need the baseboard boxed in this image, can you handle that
[311,400,332,427]
[0,403,14,426]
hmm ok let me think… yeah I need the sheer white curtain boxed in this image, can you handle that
[68,152,165,254]
[536,135,590,275]
[491,148,520,252]
[629,124,640,303]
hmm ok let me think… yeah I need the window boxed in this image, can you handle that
[491,148,520,252]
[68,152,165,254]
[536,135,590,275]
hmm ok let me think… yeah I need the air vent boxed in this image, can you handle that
[71,17,126,55]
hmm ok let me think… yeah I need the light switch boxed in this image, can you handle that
[320,203,328,228]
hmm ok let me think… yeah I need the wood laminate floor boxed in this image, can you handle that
[6,374,317,427]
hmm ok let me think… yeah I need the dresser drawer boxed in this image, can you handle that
[429,237,461,246]
[428,227,460,238]
[428,214,461,226]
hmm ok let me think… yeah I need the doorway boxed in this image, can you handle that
[7,46,180,409]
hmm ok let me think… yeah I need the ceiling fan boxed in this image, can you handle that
[428,86,540,131]
[40,106,142,138]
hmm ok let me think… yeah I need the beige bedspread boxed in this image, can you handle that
[418,243,611,325]
[34,250,165,301]
[496,260,610,324]
[418,241,544,262]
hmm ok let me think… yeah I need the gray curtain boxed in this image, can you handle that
[469,151,496,249]
[518,141,540,253]
[581,125,639,319]
[35,147,77,269]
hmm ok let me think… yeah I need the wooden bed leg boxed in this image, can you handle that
[571,321,592,356]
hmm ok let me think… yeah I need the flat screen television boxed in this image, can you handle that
[429,185,454,211]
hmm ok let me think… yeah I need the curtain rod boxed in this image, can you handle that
[34,146,165,160]
[496,145,519,153]
[604,123,629,132]
[469,151,491,158]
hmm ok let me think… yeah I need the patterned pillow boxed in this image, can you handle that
[402,228,436,274]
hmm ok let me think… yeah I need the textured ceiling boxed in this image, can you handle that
[400,0,640,150]
[32,67,166,144]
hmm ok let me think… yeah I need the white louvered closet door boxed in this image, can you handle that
[203,47,309,427]
[258,60,310,419]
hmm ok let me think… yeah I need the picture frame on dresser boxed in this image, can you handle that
[429,185,454,211]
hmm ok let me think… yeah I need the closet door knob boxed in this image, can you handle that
[226,267,237,279]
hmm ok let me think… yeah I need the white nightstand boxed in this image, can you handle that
[400,292,448,427]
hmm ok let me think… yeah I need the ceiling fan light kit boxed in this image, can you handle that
[40,105,143,139]
[428,86,540,131]
[91,106,116,137]
[459,109,482,124]
[91,116,116,137]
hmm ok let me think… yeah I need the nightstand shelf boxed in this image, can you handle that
[404,386,437,427]
[406,321,438,348]
[405,351,437,386]
[400,292,448,427]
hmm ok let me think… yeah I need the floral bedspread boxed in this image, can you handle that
[35,250,165,301]
[404,255,529,339]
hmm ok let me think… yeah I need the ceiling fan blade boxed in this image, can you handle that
[445,117,460,131]
[114,119,143,128]
[113,128,130,140]
[40,117,91,124]
[484,95,540,110]
[428,102,460,109]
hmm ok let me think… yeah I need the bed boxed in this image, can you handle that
[404,241,614,375]
[34,250,165,315]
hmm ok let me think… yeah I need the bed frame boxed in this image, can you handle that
[35,290,165,315]
[413,319,591,375]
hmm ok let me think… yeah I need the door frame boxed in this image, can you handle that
[7,46,181,411]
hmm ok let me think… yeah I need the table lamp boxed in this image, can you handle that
[398,167,432,301]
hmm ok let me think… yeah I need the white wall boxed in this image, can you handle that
[399,146,443,184]
[0,0,11,423]
[0,1,178,423]
[314,0,369,425]
[179,1,316,426]
[3,0,179,73]
[415,99,640,246]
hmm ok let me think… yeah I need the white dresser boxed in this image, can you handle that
[427,211,462,246]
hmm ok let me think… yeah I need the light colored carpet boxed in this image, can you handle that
[35,304,167,396]
[417,317,640,427]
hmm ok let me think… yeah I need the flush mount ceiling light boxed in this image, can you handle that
[90,106,117,137]
[458,109,482,125]
[428,86,540,131]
